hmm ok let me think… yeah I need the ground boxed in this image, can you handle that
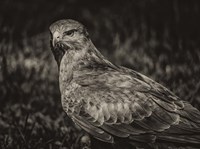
[0,0,200,149]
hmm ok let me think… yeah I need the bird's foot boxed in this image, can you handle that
[76,133,91,149]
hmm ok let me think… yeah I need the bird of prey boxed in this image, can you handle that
[49,19,200,148]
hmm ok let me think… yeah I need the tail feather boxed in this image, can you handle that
[129,134,156,143]
[157,134,200,145]
[177,102,200,124]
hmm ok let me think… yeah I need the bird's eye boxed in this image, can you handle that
[63,29,77,37]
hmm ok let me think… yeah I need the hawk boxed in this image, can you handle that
[49,19,200,148]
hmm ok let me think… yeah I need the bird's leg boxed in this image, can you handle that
[75,132,91,149]
[79,134,91,149]
[63,115,91,149]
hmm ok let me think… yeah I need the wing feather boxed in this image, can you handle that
[73,116,114,143]
[62,64,200,144]
[101,124,130,138]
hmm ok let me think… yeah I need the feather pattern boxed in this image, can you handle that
[49,19,200,148]
[60,61,200,145]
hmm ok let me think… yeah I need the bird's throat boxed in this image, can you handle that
[59,52,75,94]
[51,47,66,66]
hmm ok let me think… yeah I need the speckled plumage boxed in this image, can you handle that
[49,19,200,148]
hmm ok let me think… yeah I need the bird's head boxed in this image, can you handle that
[49,19,90,65]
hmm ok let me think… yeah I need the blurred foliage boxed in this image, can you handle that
[0,0,200,148]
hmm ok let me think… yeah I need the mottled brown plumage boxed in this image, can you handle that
[49,19,200,148]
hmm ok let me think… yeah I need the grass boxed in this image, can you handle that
[0,0,200,148]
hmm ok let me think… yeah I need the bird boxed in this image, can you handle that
[49,19,200,149]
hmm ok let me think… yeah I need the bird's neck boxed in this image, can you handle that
[58,40,114,93]
[59,40,113,71]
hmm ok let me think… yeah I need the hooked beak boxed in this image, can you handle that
[50,30,70,51]
[52,31,61,47]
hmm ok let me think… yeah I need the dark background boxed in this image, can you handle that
[0,0,200,148]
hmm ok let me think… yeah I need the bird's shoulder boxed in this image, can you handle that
[73,61,181,103]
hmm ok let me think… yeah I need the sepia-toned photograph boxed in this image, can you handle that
[0,0,200,149]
